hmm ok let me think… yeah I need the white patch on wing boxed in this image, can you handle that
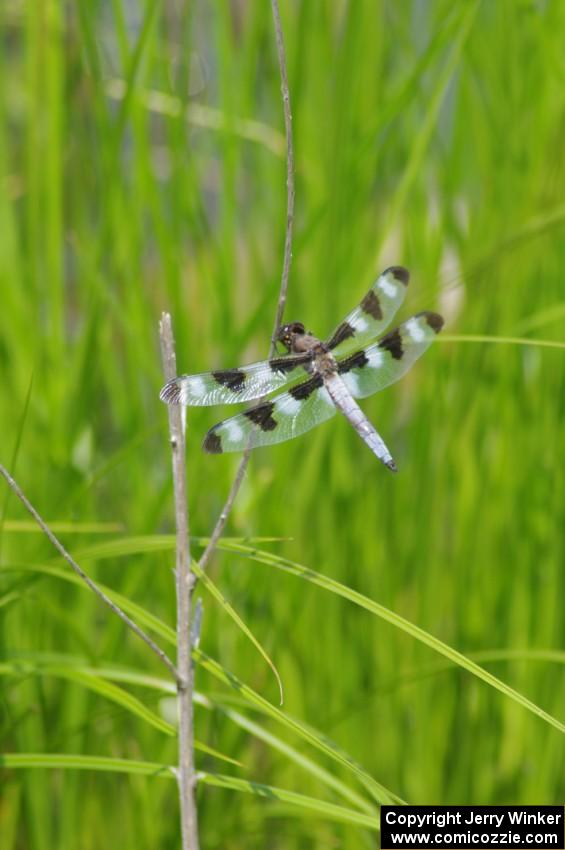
[406,317,425,342]
[379,276,398,299]
[352,315,369,333]
[225,419,244,443]
[190,376,206,397]
[366,348,384,368]
[280,396,301,416]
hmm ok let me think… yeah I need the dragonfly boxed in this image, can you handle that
[160,266,444,472]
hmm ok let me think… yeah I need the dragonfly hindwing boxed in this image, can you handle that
[203,374,334,454]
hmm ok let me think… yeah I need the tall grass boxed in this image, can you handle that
[1,1,564,847]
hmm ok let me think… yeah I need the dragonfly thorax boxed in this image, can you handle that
[276,321,324,355]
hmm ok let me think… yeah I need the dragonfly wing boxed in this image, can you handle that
[326,266,409,355]
[338,311,444,398]
[203,374,336,453]
[160,354,312,406]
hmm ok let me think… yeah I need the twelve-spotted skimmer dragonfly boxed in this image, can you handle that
[160,266,443,471]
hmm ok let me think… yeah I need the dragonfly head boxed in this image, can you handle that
[276,322,306,352]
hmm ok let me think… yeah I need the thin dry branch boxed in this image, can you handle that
[0,463,179,682]
[269,0,295,344]
[197,451,250,573]
[159,313,199,850]
[198,0,295,576]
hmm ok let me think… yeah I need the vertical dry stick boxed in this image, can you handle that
[159,313,199,850]
[198,0,295,575]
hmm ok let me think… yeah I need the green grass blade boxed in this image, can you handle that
[198,772,379,831]
[0,660,175,736]
[440,334,565,351]
[195,649,402,806]
[192,561,284,706]
[196,693,376,816]
[0,753,175,778]
[223,544,565,735]
[2,563,176,644]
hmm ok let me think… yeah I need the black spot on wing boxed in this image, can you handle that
[423,311,444,333]
[289,373,323,401]
[327,321,356,350]
[269,354,311,374]
[361,290,382,320]
[244,401,277,431]
[203,429,223,454]
[388,266,410,286]
[212,368,246,393]
[338,350,369,374]
[160,380,181,403]
[378,328,403,360]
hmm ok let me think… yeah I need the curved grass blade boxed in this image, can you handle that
[196,694,376,816]
[192,561,284,705]
[0,753,175,778]
[0,660,175,736]
[440,334,565,351]
[0,755,378,829]
[193,740,243,768]
[71,534,284,562]
[2,563,176,645]
[195,649,402,806]
[222,544,565,735]
[198,772,379,831]
[2,656,240,767]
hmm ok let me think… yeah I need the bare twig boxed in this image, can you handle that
[269,0,295,343]
[159,313,199,850]
[198,0,295,576]
[0,463,179,681]
[197,450,250,574]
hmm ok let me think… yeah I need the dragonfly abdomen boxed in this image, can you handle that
[324,374,397,472]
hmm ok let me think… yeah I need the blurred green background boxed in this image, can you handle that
[1,1,564,847]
